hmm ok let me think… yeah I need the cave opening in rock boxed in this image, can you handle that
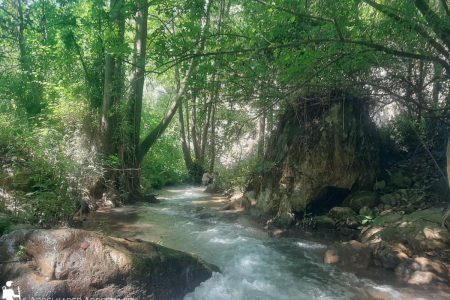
[307,186,350,214]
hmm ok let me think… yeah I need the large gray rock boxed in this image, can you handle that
[0,229,218,299]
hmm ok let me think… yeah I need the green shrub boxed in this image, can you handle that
[0,99,98,227]
[214,155,261,192]
[141,132,187,191]
[0,213,11,235]
[139,102,187,192]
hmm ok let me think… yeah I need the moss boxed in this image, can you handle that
[249,91,378,225]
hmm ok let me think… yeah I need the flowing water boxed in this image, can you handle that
[84,186,449,300]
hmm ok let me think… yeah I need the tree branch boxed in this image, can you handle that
[363,0,450,59]
[441,0,450,16]
[413,0,450,49]
[147,38,450,76]
[138,0,213,162]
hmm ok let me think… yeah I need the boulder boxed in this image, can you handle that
[247,92,378,226]
[328,207,360,229]
[342,191,379,211]
[371,241,411,270]
[367,208,450,253]
[0,229,218,299]
[314,215,335,229]
[324,240,372,269]
[141,194,159,203]
[204,184,218,193]
[328,207,356,219]
[220,193,251,211]
[358,208,450,285]
[395,257,449,285]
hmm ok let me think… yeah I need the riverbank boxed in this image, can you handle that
[218,188,450,295]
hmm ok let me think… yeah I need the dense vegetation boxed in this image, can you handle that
[0,0,449,228]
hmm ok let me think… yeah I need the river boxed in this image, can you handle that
[83,186,449,300]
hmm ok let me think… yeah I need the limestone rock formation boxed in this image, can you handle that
[248,91,378,226]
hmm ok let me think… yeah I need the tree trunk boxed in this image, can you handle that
[209,102,217,172]
[201,98,213,163]
[96,0,125,201]
[179,100,194,171]
[191,93,202,161]
[121,0,148,201]
[101,53,115,155]
[258,112,266,157]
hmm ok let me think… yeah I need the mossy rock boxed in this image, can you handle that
[314,215,335,229]
[402,208,443,225]
[372,213,403,226]
[390,172,412,188]
[249,91,378,226]
[342,191,379,211]
[366,208,450,252]
[329,207,357,220]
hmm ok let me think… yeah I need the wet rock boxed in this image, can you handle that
[270,229,287,237]
[220,202,233,211]
[0,229,218,299]
[324,240,371,269]
[220,193,251,211]
[363,286,394,300]
[204,184,218,193]
[342,191,379,211]
[142,194,159,203]
[371,241,410,270]
[314,215,335,229]
[395,257,449,285]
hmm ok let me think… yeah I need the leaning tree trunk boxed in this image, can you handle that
[137,0,213,163]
